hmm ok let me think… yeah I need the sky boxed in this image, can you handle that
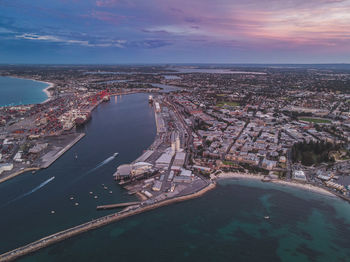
[0,0,349,64]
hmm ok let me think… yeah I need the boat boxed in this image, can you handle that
[75,113,91,126]
[94,196,98,199]
[51,210,55,214]
[113,152,119,157]
[74,202,79,206]
[74,153,78,160]
[109,191,113,194]
[264,216,270,219]
[70,196,74,200]
[89,191,93,195]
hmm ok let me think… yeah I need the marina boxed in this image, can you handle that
[0,93,157,255]
[1,0,350,259]
[0,72,349,262]
[4,180,350,262]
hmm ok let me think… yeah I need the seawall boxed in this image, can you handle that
[0,182,216,262]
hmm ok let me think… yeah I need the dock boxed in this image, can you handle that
[0,183,216,262]
[96,202,140,210]
[41,133,85,168]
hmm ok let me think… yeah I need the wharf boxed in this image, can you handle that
[96,201,140,210]
[41,133,85,168]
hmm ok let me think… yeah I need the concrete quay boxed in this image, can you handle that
[96,201,140,210]
[41,133,85,168]
[0,133,85,185]
[0,182,216,262]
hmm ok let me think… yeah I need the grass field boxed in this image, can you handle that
[216,101,240,107]
[299,117,331,124]
[222,160,235,166]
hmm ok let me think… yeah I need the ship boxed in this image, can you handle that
[113,152,119,157]
[75,113,91,126]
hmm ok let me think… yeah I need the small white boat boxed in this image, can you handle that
[94,196,98,199]
[75,202,79,206]
[264,216,270,220]
[51,210,55,214]
[70,196,74,200]
[113,152,119,157]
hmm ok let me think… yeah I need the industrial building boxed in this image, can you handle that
[0,163,13,175]
[114,162,153,180]
[155,148,174,169]
[171,152,186,171]
[152,180,162,191]
[293,170,307,181]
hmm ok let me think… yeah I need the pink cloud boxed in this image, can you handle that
[140,0,350,52]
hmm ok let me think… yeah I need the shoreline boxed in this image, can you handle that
[3,76,54,105]
[39,81,54,104]
[216,172,335,197]
[0,168,41,184]
[0,182,216,262]
[0,133,86,185]
[0,93,216,261]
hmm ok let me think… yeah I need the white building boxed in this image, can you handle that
[293,170,307,181]
[155,148,174,169]
[0,163,13,175]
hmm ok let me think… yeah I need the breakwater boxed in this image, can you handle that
[0,168,40,184]
[0,182,216,261]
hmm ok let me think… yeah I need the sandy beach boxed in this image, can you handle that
[217,172,335,197]
[40,81,54,104]
[271,179,335,197]
[217,172,263,180]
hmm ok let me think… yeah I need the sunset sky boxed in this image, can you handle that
[0,0,349,63]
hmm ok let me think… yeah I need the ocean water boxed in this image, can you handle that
[18,179,350,262]
[1,92,350,262]
[0,76,49,106]
[0,93,156,253]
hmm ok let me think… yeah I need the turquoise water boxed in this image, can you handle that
[1,92,350,261]
[18,179,350,262]
[0,76,48,106]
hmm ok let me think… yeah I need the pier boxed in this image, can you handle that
[41,133,86,168]
[96,201,140,210]
[0,182,216,262]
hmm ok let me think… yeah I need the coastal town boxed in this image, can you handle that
[1,65,350,197]
[1,65,350,260]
